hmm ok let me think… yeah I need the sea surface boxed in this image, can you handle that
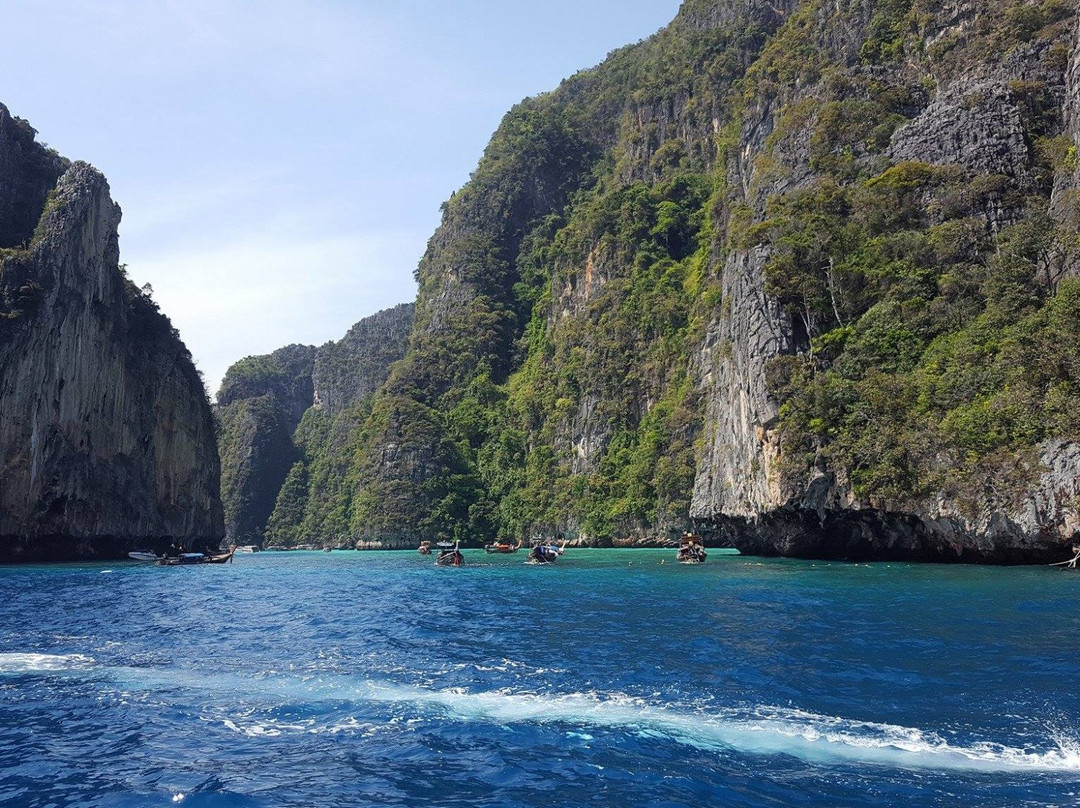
[1,549,1079,807]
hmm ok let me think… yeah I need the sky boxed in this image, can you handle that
[0,0,683,396]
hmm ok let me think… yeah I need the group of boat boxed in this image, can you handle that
[416,533,708,566]
[417,537,568,565]
[125,535,1080,570]
[128,533,711,568]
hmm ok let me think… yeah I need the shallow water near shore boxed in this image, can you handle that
[1,548,1079,807]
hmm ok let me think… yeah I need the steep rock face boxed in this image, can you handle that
[217,344,318,544]
[216,304,414,545]
[675,0,798,31]
[344,0,798,545]
[0,110,223,561]
[689,0,1080,562]
[0,105,68,249]
[218,0,1080,562]
[348,0,1080,560]
[888,79,1036,187]
[692,247,793,520]
[217,390,299,545]
[1053,13,1080,230]
[218,344,317,428]
[708,441,1080,562]
[313,303,415,417]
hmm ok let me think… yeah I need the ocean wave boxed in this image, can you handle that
[0,652,95,673]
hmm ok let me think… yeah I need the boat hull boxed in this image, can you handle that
[159,549,235,566]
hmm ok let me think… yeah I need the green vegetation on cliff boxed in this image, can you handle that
[216,307,414,546]
[765,167,1080,505]
[335,2,787,544]
[218,0,1080,551]
[748,4,1080,512]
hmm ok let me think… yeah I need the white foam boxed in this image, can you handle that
[105,663,1080,774]
[0,652,95,673]
[355,684,1080,774]
[221,718,306,737]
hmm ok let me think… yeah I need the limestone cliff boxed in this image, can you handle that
[689,0,1080,562]
[216,304,414,546]
[220,0,1080,563]
[313,304,417,417]
[217,344,316,544]
[344,1,788,545]
[0,104,223,561]
[376,0,1080,561]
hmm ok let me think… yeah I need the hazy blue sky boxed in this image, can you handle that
[0,1,683,394]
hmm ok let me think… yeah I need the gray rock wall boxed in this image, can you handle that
[313,302,414,417]
[217,343,317,429]
[0,145,223,561]
[216,303,414,544]
[0,104,68,249]
[1053,13,1080,240]
[688,0,1080,562]
[704,441,1080,564]
[691,247,793,520]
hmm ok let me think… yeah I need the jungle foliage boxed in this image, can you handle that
[228,0,1080,544]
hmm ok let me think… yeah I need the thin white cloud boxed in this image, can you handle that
[117,170,284,242]
[128,230,420,397]
[0,0,683,402]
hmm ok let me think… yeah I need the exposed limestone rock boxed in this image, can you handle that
[674,0,797,34]
[0,108,223,561]
[691,246,793,521]
[216,304,414,545]
[1053,13,1080,253]
[0,105,68,249]
[703,441,1080,563]
[689,0,1080,563]
[889,78,1035,189]
[313,303,414,417]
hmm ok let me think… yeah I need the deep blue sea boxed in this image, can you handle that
[1,549,1079,807]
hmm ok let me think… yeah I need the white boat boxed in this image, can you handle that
[234,545,260,553]
[127,551,160,562]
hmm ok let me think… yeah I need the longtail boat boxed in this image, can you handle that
[159,547,235,566]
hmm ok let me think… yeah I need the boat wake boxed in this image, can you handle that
[0,652,95,673]
[353,684,1080,773]
[16,653,1078,774]
[201,671,1080,774]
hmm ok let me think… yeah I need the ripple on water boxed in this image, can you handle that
[1,549,1079,807]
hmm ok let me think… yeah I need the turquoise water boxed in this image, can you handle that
[1,548,1079,807]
